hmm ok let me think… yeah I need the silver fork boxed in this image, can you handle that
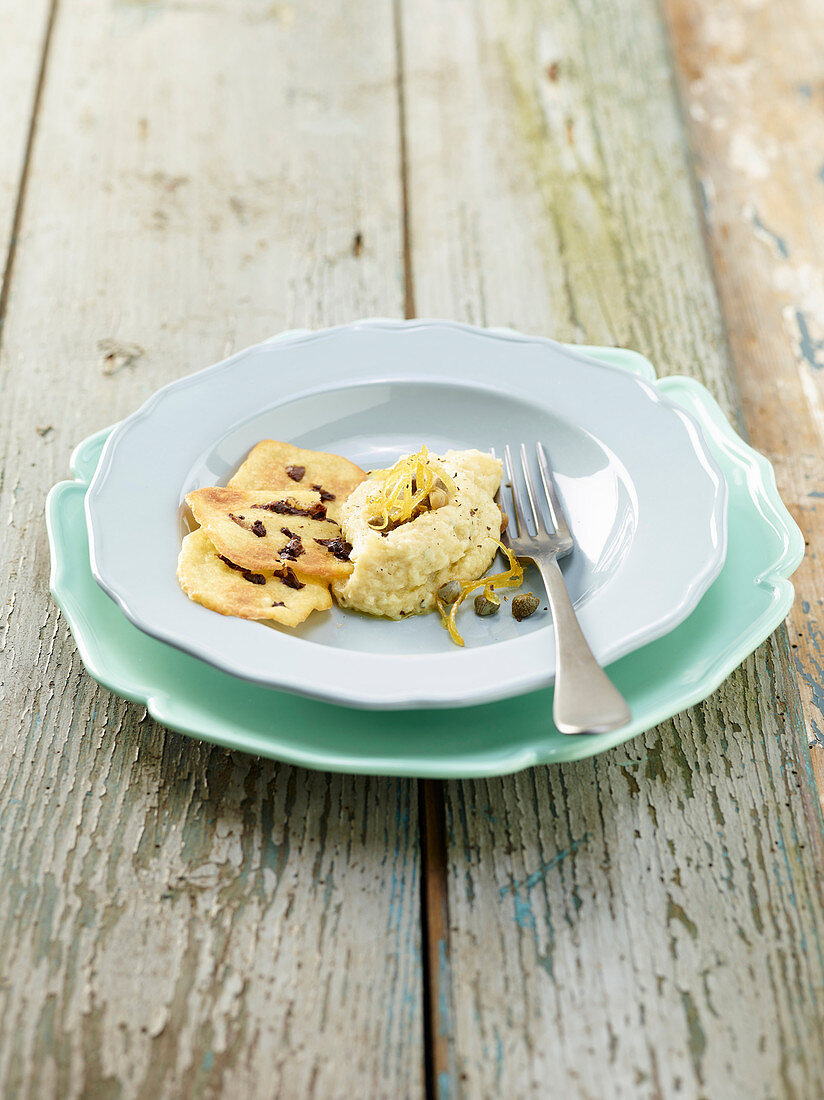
[502,443,631,735]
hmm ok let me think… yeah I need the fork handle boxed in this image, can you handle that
[537,559,632,735]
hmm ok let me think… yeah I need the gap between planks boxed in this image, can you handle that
[1,0,423,1094]
[0,0,445,1090]
[393,0,416,321]
[398,0,824,1091]
[393,0,455,1092]
[0,0,59,345]
[418,780,453,1098]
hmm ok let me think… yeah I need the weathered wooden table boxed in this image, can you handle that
[2,0,824,1095]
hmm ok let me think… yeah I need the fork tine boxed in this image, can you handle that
[519,444,546,534]
[536,442,570,540]
[503,445,525,538]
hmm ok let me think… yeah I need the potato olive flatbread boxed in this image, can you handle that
[227,440,366,520]
[177,529,332,626]
[186,487,353,581]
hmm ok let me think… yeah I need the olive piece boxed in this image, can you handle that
[438,579,462,605]
[474,592,500,617]
[512,593,540,621]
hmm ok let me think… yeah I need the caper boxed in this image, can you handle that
[512,593,540,621]
[429,487,448,510]
[474,592,500,617]
[437,579,462,604]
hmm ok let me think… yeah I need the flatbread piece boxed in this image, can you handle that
[186,487,353,581]
[177,529,332,626]
[227,440,366,520]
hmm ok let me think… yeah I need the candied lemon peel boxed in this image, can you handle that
[366,445,458,530]
[437,541,524,647]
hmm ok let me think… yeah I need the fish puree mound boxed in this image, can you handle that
[332,449,503,619]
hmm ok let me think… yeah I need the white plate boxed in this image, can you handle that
[86,320,727,709]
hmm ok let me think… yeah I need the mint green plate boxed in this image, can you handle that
[46,348,803,777]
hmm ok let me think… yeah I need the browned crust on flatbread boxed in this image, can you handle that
[186,487,353,580]
[227,440,366,519]
[177,529,332,626]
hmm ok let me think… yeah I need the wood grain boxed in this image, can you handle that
[400,0,824,1094]
[3,0,824,1095]
[419,780,456,1096]
[0,0,54,305]
[0,0,422,1096]
[662,0,824,811]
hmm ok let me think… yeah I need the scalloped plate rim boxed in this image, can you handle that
[81,320,728,708]
[46,342,803,777]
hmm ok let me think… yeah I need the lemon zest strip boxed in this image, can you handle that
[438,541,524,647]
[367,445,457,530]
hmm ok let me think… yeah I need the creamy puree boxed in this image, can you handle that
[332,449,503,619]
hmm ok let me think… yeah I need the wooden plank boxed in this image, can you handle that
[401,0,824,1094]
[0,1,422,1096]
[662,0,824,810]
[0,0,54,300]
[419,779,456,1095]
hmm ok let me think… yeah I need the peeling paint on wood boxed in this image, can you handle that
[401,0,824,1094]
[664,0,824,810]
[0,0,422,1096]
[440,643,824,1097]
[3,0,824,1094]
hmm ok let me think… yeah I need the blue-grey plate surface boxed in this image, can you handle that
[83,321,727,709]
